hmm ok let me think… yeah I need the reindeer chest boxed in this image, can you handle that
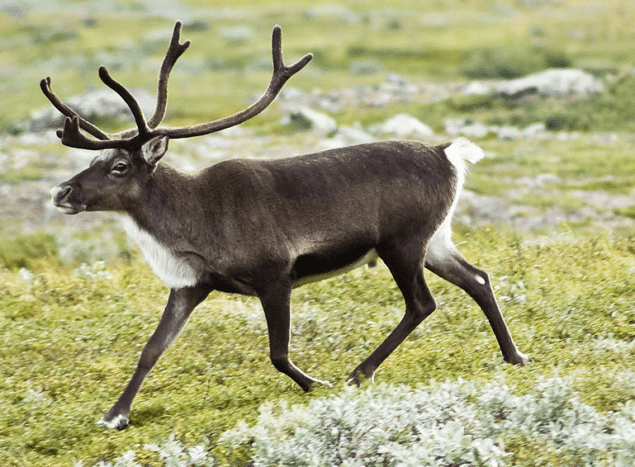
[120,215,199,289]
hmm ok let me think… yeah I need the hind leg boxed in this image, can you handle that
[349,242,437,385]
[425,226,528,365]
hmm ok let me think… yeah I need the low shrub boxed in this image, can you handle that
[461,46,570,80]
[0,231,57,270]
[91,377,635,467]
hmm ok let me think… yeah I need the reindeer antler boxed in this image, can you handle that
[40,77,112,141]
[147,21,190,129]
[42,22,312,151]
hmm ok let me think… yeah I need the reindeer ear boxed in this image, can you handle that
[140,136,169,166]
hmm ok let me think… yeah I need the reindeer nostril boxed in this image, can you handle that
[51,184,72,201]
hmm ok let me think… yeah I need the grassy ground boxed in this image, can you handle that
[2,0,635,465]
[2,228,635,465]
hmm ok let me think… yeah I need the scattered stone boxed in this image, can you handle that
[445,118,548,141]
[371,114,434,139]
[496,68,604,98]
[494,126,523,141]
[522,122,547,139]
[320,125,375,150]
[282,107,337,134]
[456,191,528,225]
[278,76,426,113]
[383,74,419,94]
[570,190,635,210]
[445,118,490,138]
[517,173,562,188]
[461,81,491,96]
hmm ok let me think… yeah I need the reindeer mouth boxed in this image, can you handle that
[51,184,86,214]
[54,203,86,215]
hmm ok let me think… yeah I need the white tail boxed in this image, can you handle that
[444,137,485,184]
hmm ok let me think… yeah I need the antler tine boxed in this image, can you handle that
[46,69,147,150]
[98,66,151,138]
[270,25,313,79]
[59,116,130,150]
[45,24,311,151]
[147,21,191,129]
[157,25,313,140]
[40,77,112,141]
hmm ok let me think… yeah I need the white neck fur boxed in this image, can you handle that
[120,215,199,289]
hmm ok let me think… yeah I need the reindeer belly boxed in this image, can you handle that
[291,246,379,288]
[120,215,199,289]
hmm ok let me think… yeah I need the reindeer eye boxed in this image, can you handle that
[111,161,129,175]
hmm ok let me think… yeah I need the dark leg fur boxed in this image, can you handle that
[349,242,436,384]
[258,283,330,391]
[99,283,212,429]
[425,242,528,366]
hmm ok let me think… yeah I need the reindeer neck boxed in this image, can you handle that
[126,163,201,236]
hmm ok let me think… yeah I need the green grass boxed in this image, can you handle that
[3,0,635,464]
[0,231,58,270]
[462,137,635,205]
[2,227,635,465]
[0,160,58,184]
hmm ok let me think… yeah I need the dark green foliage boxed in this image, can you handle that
[0,232,57,270]
[462,48,546,79]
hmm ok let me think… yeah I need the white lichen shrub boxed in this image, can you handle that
[57,233,121,265]
[78,436,216,467]
[86,377,635,467]
[219,377,635,467]
[219,381,505,467]
[144,433,216,467]
[73,261,112,281]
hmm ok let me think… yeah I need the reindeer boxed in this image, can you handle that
[45,22,528,430]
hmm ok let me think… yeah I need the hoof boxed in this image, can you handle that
[303,378,332,392]
[507,351,531,367]
[98,413,129,430]
[312,379,333,389]
[347,368,375,387]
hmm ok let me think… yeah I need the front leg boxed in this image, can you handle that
[98,283,212,430]
[258,284,329,391]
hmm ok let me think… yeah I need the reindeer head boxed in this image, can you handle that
[50,136,169,214]
[46,22,312,214]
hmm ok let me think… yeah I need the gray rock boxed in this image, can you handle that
[445,118,490,138]
[282,107,337,134]
[462,81,491,96]
[320,125,375,150]
[517,173,562,188]
[382,74,418,94]
[570,190,635,210]
[496,68,604,98]
[372,114,434,139]
[522,122,547,139]
[494,126,523,141]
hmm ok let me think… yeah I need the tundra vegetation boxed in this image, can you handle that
[2,0,635,465]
